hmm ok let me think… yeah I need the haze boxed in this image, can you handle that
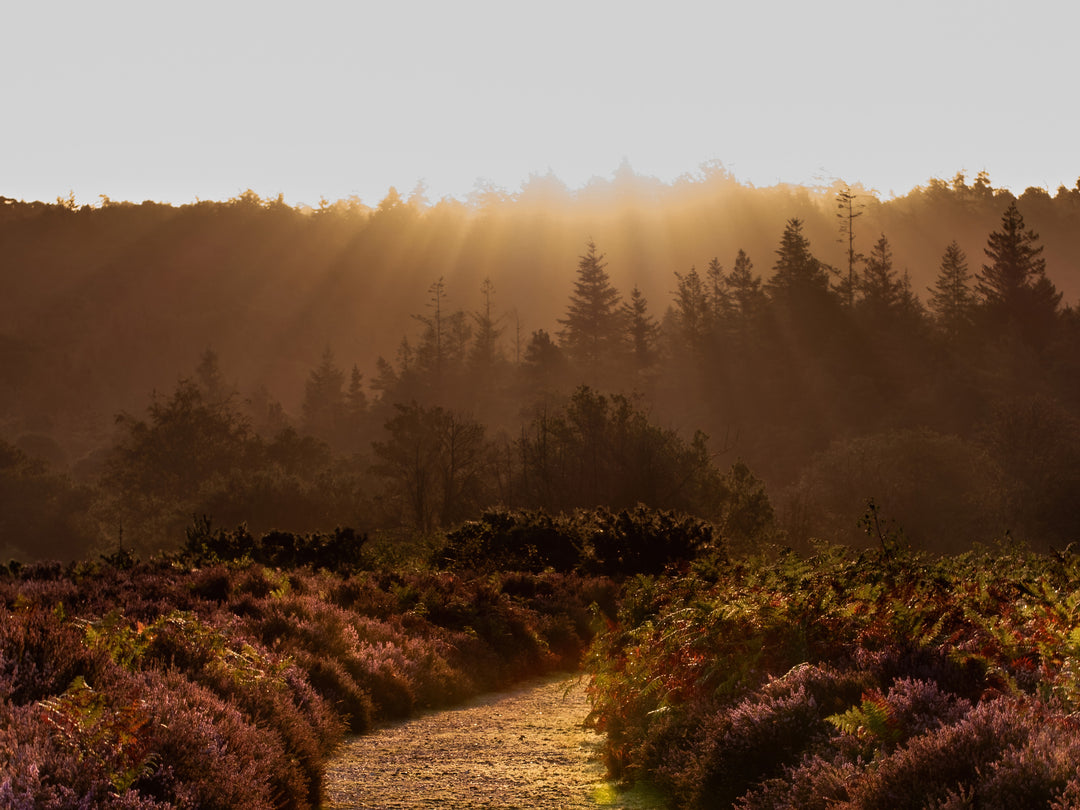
[3,0,1078,206]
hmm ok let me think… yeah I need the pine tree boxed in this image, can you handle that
[469,277,503,371]
[859,233,901,316]
[557,240,623,370]
[302,348,346,441]
[705,257,731,321]
[413,277,447,375]
[339,364,369,453]
[346,365,367,421]
[766,218,831,302]
[836,185,864,308]
[975,201,1061,342]
[727,249,764,322]
[621,286,660,371]
[927,241,974,339]
[671,266,712,351]
[977,202,1047,305]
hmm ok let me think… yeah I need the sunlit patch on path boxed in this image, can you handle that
[322,674,667,809]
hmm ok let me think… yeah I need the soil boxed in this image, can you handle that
[321,673,668,809]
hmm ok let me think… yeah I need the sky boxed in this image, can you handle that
[3,0,1078,207]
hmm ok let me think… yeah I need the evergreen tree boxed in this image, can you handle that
[469,277,504,372]
[836,185,864,308]
[927,240,974,340]
[557,240,623,372]
[727,249,764,322]
[975,201,1061,343]
[859,233,902,317]
[671,266,712,352]
[302,348,346,442]
[765,218,832,302]
[413,277,448,375]
[346,365,366,411]
[523,329,566,391]
[445,309,472,367]
[622,286,660,372]
[370,355,399,403]
[705,257,731,321]
[345,365,368,436]
[896,270,925,324]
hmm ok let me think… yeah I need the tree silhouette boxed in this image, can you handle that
[766,218,832,302]
[671,266,712,353]
[727,249,764,323]
[469,277,503,373]
[836,185,864,308]
[557,240,623,375]
[976,201,1061,344]
[302,348,346,443]
[705,257,731,321]
[859,233,902,318]
[621,286,660,373]
[928,241,974,340]
[371,403,489,532]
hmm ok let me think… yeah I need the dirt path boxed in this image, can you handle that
[322,674,667,809]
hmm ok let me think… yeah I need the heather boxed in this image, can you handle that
[0,540,610,808]
[585,539,1080,808]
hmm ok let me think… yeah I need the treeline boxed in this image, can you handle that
[4,168,1080,451]
[355,196,1080,551]
[0,369,775,560]
[4,171,1080,559]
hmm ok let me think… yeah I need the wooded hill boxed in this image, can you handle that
[3,167,1080,559]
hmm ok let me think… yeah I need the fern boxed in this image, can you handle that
[826,692,900,747]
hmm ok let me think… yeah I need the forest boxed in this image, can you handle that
[6,169,1080,806]
[3,167,1080,561]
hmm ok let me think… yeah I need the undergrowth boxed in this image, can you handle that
[0,554,610,808]
[585,541,1080,808]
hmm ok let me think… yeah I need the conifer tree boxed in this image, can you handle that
[859,233,901,316]
[302,348,346,441]
[469,277,503,371]
[671,266,712,352]
[346,365,367,421]
[836,185,864,308]
[705,257,731,321]
[622,286,660,371]
[927,241,974,339]
[975,201,1061,342]
[413,277,447,375]
[727,249,764,322]
[766,218,831,302]
[557,240,623,370]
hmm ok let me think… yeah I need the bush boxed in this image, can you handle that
[438,506,719,576]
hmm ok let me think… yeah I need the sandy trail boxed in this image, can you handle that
[321,674,666,809]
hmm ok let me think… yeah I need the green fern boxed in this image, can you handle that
[826,693,900,747]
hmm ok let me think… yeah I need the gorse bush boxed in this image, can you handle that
[0,556,607,807]
[437,505,720,576]
[586,543,1080,808]
[182,515,368,571]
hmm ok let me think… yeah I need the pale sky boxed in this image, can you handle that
[3,0,1078,207]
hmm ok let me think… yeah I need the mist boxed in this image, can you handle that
[3,166,1080,559]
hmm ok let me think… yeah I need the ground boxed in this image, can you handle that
[322,674,668,809]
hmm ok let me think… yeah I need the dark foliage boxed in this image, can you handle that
[182,516,367,572]
[437,505,719,576]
